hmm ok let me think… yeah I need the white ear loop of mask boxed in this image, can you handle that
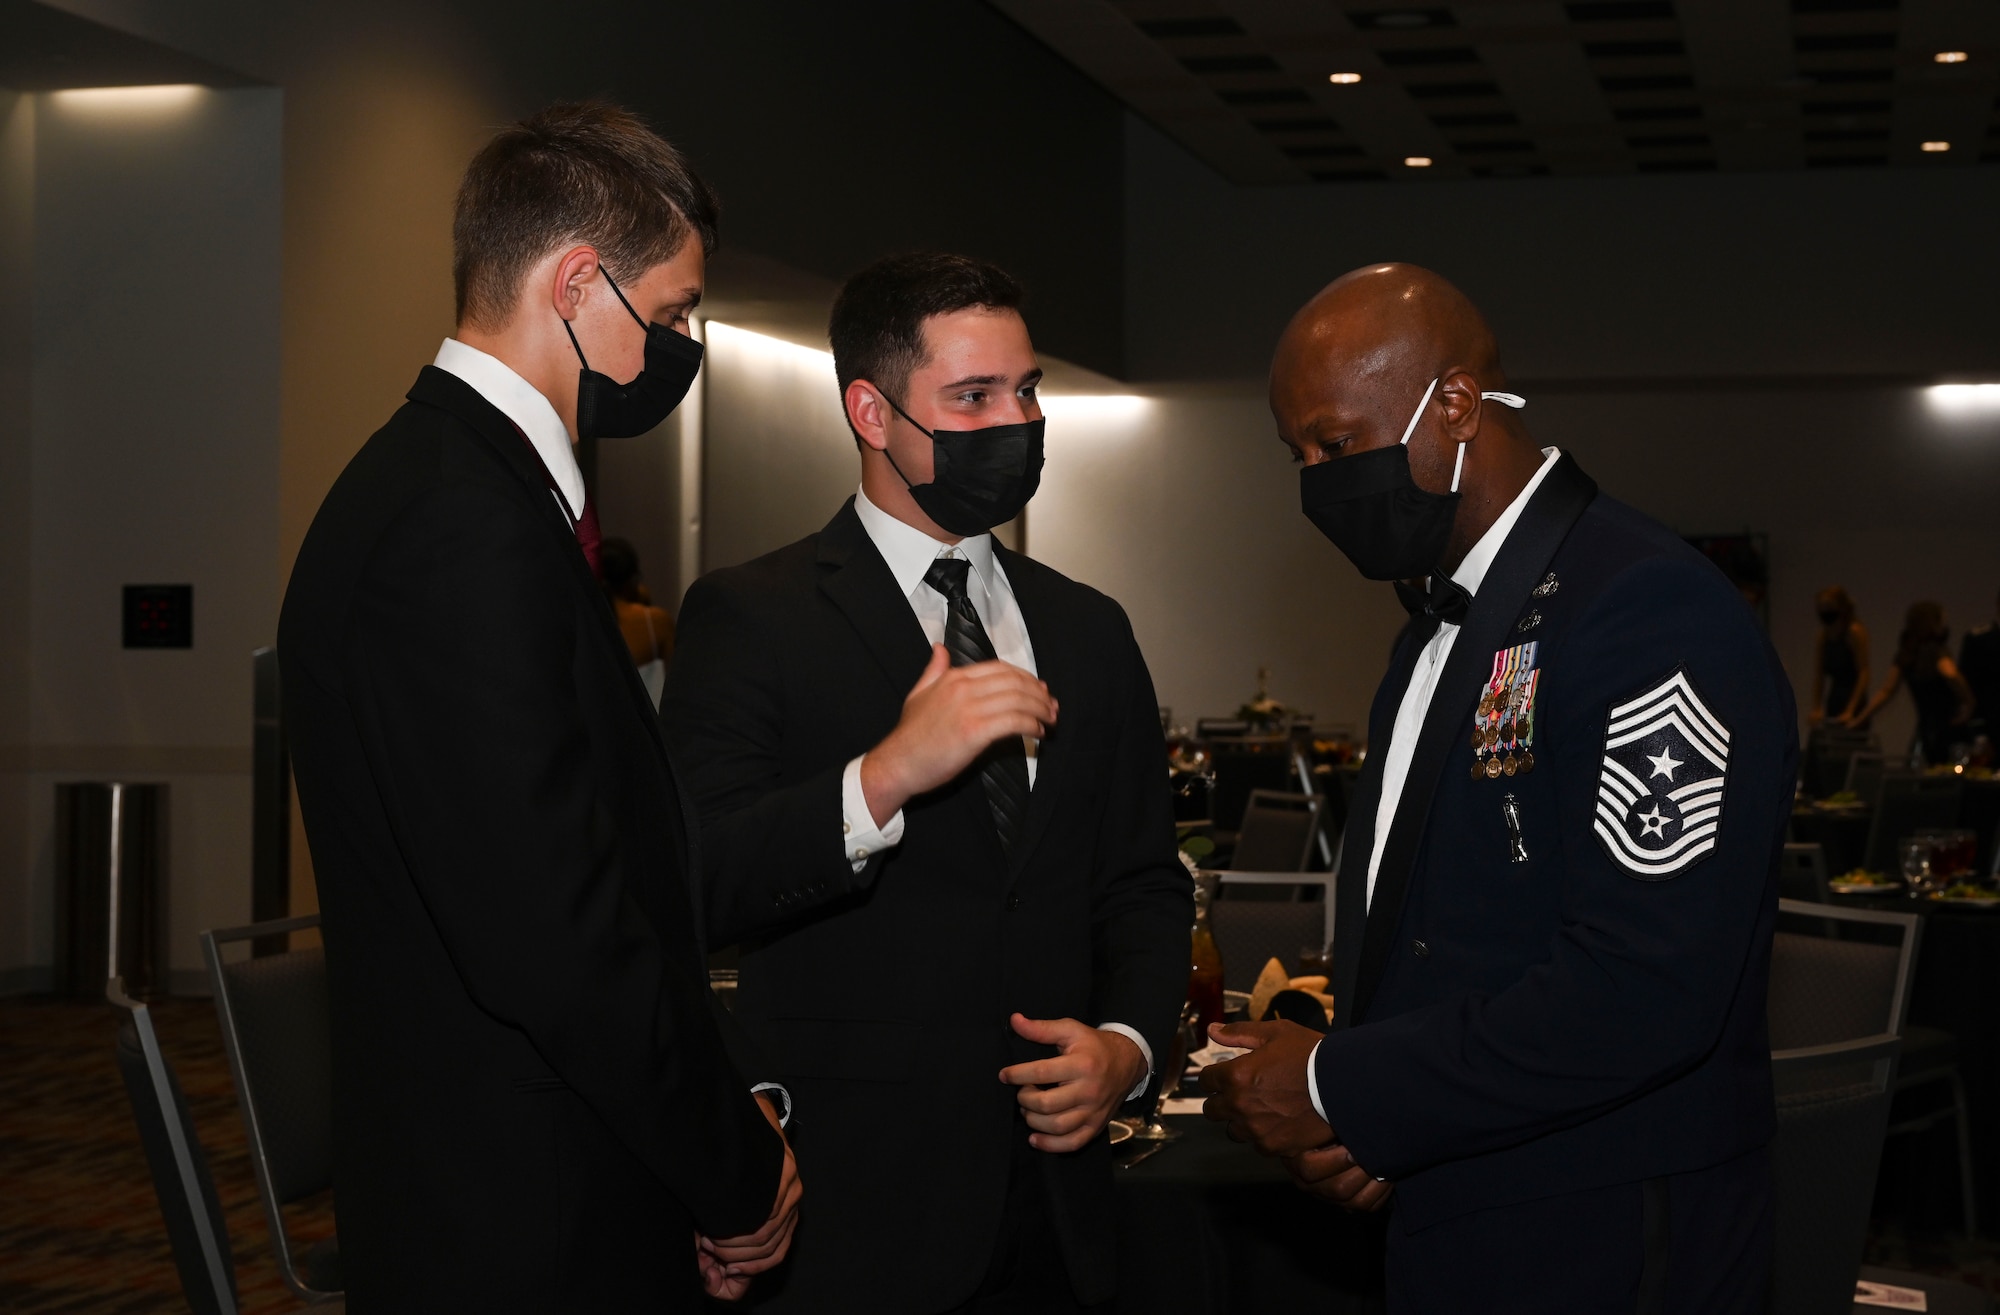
[1399,377,1530,494]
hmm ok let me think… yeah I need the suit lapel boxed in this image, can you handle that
[815,499,936,701]
[1349,454,1599,1024]
[1331,617,1434,1028]
[992,545,1068,882]
[406,367,673,764]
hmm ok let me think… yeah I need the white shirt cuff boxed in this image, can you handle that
[750,1082,792,1128]
[841,755,905,871]
[1307,1038,1328,1124]
[1097,1022,1155,1102]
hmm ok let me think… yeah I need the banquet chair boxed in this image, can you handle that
[1806,727,1877,800]
[1778,843,1835,905]
[1207,870,1335,992]
[1770,1033,1903,1315]
[1862,775,1965,875]
[202,915,343,1305]
[110,974,243,1315]
[1206,737,1299,832]
[1230,790,1324,872]
[1845,752,1888,807]
[1766,899,1979,1237]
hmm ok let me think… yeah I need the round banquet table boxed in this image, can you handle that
[1828,891,2000,1232]
[1114,1115,1387,1314]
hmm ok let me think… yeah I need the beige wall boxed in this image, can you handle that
[0,93,35,989]
[2,85,283,991]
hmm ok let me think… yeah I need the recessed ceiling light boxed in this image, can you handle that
[1404,155,1433,167]
[1329,71,1363,84]
[1934,51,1968,64]
[1921,140,1951,152]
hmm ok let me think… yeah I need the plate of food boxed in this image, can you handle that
[1814,791,1866,811]
[1934,883,2000,908]
[1828,870,1899,894]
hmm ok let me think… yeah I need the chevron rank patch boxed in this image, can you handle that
[1593,668,1730,880]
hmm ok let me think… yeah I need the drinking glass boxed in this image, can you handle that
[1900,837,1942,897]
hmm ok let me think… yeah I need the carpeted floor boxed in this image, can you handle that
[0,995,336,1313]
[6,993,2000,1312]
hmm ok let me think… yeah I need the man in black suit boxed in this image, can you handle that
[662,252,1191,1312]
[279,104,799,1312]
[1202,265,1794,1313]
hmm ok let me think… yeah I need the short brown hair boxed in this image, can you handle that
[828,252,1025,406]
[453,102,719,328]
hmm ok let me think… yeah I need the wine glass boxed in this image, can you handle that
[1127,1004,1197,1144]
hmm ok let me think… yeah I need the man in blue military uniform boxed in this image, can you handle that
[1200,264,1795,1313]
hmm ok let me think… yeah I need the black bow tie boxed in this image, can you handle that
[1395,574,1472,626]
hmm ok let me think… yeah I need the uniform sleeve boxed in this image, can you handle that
[1313,556,1793,1180]
[660,574,888,948]
[345,483,782,1237]
[1087,608,1196,1105]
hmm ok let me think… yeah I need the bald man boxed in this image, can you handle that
[1200,265,1793,1313]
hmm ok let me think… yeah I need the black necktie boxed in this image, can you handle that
[1394,574,1472,627]
[923,557,1032,857]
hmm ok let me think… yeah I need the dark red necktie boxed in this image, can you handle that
[575,495,602,578]
[510,423,601,578]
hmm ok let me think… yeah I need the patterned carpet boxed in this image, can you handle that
[5,993,2000,1311]
[0,996,336,1313]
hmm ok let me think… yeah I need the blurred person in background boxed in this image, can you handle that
[601,536,675,708]
[1960,587,2000,746]
[1809,586,1869,728]
[1849,600,1975,765]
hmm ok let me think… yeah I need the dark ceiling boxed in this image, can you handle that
[0,0,255,92]
[989,0,1999,182]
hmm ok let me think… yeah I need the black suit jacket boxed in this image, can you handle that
[1318,454,1794,1232]
[661,499,1191,1312]
[278,367,782,1313]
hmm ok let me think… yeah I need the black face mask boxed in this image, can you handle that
[1298,377,1527,582]
[1818,609,1842,626]
[880,393,1045,536]
[563,268,703,439]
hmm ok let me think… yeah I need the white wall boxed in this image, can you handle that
[1,86,283,993]
[1027,378,2000,757]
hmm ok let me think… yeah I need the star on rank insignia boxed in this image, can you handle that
[1593,667,1730,880]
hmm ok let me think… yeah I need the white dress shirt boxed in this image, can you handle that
[430,337,792,1125]
[840,486,1151,1095]
[1309,446,1562,1125]
[432,338,586,522]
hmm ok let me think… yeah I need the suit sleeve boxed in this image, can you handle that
[661,573,886,948]
[1314,557,1793,1179]
[345,484,781,1237]
[1087,607,1196,1103]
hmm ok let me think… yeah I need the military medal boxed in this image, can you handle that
[1471,642,1541,783]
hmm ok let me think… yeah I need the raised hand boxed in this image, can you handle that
[1196,1018,1333,1159]
[998,1014,1149,1153]
[859,645,1057,825]
[696,1093,802,1300]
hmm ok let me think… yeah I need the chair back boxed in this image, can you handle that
[1845,751,1888,805]
[202,915,340,1303]
[108,979,239,1315]
[1205,737,1298,831]
[1768,899,1920,1051]
[1805,727,1875,799]
[1776,843,1832,905]
[1231,790,1324,872]
[1771,1033,1903,1315]
[1863,775,1965,875]
[1207,870,1335,991]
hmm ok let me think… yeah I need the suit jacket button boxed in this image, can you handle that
[1411,939,1430,958]
[1006,895,1022,912]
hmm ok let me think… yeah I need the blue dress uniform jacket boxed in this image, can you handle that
[1316,454,1795,1284]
